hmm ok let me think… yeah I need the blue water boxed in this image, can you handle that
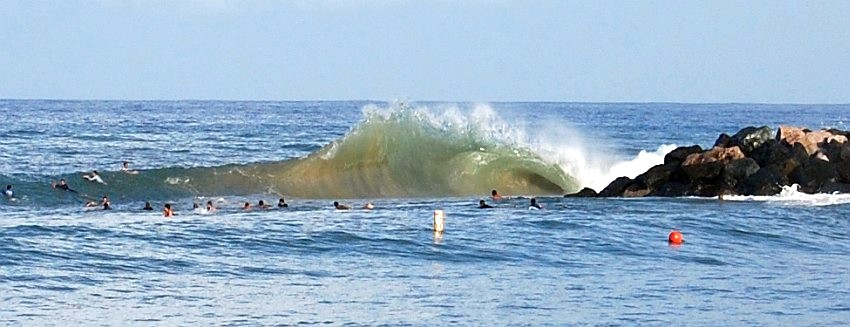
[2,100,850,325]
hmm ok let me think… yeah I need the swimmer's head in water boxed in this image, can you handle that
[164,203,171,209]
[333,201,339,207]
[5,185,10,190]
[530,198,537,204]
[491,190,498,196]
[259,200,265,206]
[479,200,486,206]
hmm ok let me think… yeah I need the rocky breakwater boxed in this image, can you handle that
[567,126,850,198]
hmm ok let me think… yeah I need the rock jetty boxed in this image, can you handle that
[567,126,850,197]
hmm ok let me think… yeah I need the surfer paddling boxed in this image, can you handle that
[82,170,107,185]
[163,203,174,217]
[491,189,503,201]
[333,201,350,210]
[121,161,139,174]
[529,197,542,210]
[52,179,77,193]
[478,199,494,209]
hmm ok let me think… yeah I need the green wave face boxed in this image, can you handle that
[27,105,580,202]
[263,105,580,198]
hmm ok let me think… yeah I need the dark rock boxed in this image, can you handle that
[565,187,598,197]
[730,126,774,155]
[598,176,634,197]
[790,159,838,193]
[721,158,760,188]
[837,160,850,183]
[749,139,788,167]
[652,182,689,197]
[634,164,677,189]
[767,157,803,178]
[664,145,702,166]
[714,133,732,147]
[681,161,724,181]
[819,181,850,194]
[820,139,847,163]
[736,168,785,196]
[687,183,722,197]
[623,187,650,197]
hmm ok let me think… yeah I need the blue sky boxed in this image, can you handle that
[1,0,848,103]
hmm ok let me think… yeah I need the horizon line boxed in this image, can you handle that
[1,97,849,106]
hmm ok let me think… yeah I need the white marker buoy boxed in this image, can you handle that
[433,210,445,232]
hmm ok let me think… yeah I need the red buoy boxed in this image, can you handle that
[668,230,684,244]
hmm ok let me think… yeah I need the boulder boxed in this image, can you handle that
[790,159,838,193]
[721,158,760,188]
[819,181,850,194]
[820,139,849,163]
[664,145,703,166]
[634,164,677,189]
[681,161,724,181]
[736,168,785,196]
[730,126,773,155]
[683,146,745,166]
[778,125,848,155]
[714,133,732,147]
[564,187,598,198]
[622,186,650,197]
[687,183,722,197]
[598,176,634,197]
[837,160,850,183]
[651,182,689,197]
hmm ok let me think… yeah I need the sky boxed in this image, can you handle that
[1,0,849,103]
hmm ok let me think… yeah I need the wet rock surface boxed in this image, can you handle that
[567,126,850,197]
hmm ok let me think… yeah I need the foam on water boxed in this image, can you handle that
[722,184,850,206]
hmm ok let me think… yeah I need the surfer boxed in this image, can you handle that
[478,199,494,209]
[163,203,174,217]
[82,170,107,184]
[52,179,76,193]
[362,202,375,210]
[143,201,154,211]
[121,161,139,174]
[205,201,216,213]
[277,197,288,208]
[491,189,503,201]
[243,202,252,211]
[101,196,111,210]
[4,185,14,199]
[333,201,350,210]
[258,200,270,209]
[529,197,542,210]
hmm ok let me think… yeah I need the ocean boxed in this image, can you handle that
[1,100,849,325]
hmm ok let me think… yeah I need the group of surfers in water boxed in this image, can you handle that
[5,163,543,215]
[479,189,543,210]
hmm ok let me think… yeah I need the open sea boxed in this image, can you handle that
[1,100,850,325]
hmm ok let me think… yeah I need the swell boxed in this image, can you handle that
[1,105,579,206]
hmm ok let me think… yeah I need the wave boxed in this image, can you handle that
[721,184,850,206]
[2,103,583,206]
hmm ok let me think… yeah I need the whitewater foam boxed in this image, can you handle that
[722,184,850,206]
